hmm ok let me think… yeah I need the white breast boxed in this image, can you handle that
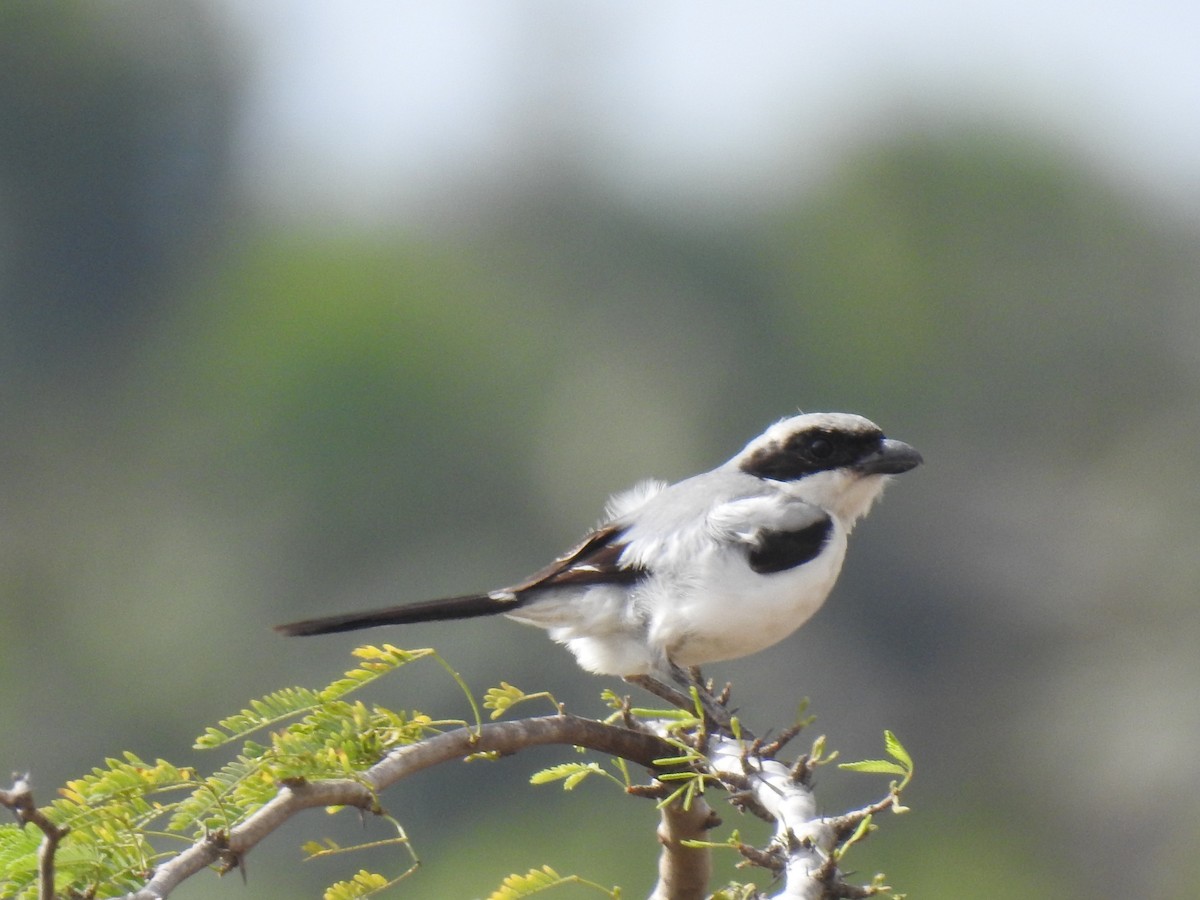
[646,522,848,667]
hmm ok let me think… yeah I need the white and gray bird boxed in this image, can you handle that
[277,412,921,688]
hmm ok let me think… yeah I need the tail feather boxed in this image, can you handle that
[275,592,519,637]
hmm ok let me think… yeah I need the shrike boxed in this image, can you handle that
[278,413,920,694]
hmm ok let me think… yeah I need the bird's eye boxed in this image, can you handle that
[808,437,833,459]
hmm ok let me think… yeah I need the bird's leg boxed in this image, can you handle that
[624,673,694,712]
[671,662,742,735]
[626,663,743,736]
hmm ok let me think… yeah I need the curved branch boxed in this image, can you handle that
[127,715,676,900]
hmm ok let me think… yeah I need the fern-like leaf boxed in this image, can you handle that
[195,646,434,750]
[167,754,273,834]
[489,866,568,900]
[319,645,434,703]
[194,686,324,748]
[0,755,198,899]
[529,762,618,791]
[0,824,40,898]
[323,869,393,900]
[487,865,619,900]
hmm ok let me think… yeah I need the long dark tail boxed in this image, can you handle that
[275,592,520,637]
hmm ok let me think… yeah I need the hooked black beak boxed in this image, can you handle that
[857,439,923,476]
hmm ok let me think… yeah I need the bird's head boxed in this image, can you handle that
[733,412,922,527]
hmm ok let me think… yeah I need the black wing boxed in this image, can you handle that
[503,522,643,594]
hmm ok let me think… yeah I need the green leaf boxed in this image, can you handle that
[481,682,557,720]
[323,869,393,900]
[489,865,568,899]
[193,686,324,748]
[484,682,528,719]
[530,762,609,791]
[167,754,272,833]
[710,884,762,900]
[834,813,876,860]
[487,865,618,900]
[838,759,909,777]
[884,730,912,770]
[321,645,433,704]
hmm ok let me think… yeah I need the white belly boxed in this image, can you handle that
[507,525,849,676]
[649,530,848,666]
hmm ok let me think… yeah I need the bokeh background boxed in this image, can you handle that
[2,2,1199,897]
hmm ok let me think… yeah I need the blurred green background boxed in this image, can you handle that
[2,2,1199,898]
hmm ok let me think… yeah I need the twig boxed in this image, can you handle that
[822,791,901,840]
[1,774,71,900]
[755,718,809,759]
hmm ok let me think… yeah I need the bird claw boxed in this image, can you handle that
[626,667,747,738]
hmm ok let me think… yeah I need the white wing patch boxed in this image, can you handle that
[704,494,793,544]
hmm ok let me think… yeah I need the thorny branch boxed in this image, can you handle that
[3,704,907,900]
[706,736,905,900]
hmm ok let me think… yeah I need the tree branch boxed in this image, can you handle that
[6,705,906,900]
[708,738,833,900]
[649,793,719,900]
[126,715,677,900]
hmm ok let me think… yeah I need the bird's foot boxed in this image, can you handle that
[625,666,748,738]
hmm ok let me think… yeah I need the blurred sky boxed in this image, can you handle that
[218,0,1200,223]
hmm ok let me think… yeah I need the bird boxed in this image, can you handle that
[276,412,921,711]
